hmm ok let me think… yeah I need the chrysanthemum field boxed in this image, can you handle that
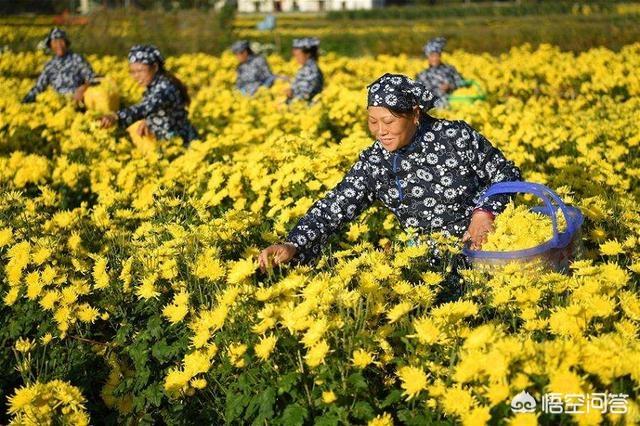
[1,44,639,425]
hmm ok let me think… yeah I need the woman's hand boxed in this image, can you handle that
[258,243,297,273]
[137,120,152,137]
[73,84,89,102]
[463,210,495,250]
[99,113,118,128]
[439,82,452,93]
[284,87,293,98]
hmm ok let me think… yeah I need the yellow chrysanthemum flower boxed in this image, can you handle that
[321,390,337,404]
[305,340,330,368]
[397,366,427,400]
[368,412,394,426]
[352,349,375,369]
[254,335,278,361]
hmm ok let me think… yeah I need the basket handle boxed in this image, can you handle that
[477,182,578,248]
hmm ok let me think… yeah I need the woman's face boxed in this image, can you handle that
[292,48,310,65]
[50,38,67,57]
[129,62,158,87]
[235,50,250,64]
[368,106,419,152]
[428,52,442,67]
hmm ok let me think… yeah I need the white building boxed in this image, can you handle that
[238,0,384,13]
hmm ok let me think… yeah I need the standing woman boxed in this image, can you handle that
[285,37,324,103]
[22,28,95,104]
[415,37,465,107]
[259,73,521,268]
[99,45,198,145]
[232,40,275,96]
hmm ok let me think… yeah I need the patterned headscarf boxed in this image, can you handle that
[45,27,69,48]
[128,44,164,67]
[231,40,251,54]
[367,73,437,112]
[423,37,447,55]
[292,37,320,50]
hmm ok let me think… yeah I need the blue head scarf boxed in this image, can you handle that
[424,37,446,55]
[367,73,437,112]
[45,27,69,48]
[128,44,164,67]
[231,40,251,54]
[292,37,320,49]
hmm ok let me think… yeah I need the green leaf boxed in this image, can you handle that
[151,339,173,362]
[277,372,299,394]
[114,323,133,344]
[245,393,261,420]
[280,403,307,426]
[398,409,439,426]
[137,413,155,425]
[314,413,340,426]
[347,372,368,390]
[134,367,151,391]
[380,389,402,408]
[252,386,276,425]
[142,383,164,408]
[129,341,149,369]
[147,315,164,339]
[225,392,249,422]
[351,401,374,421]
[259,387,276,418]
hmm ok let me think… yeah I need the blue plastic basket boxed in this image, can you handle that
[463,182,584,273]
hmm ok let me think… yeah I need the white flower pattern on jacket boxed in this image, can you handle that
[416,64,465,104]
[23,51,94,102]
[236,54,275,95]
[116,73,198,144]
[290,58,323,102]
[285,116,521,263]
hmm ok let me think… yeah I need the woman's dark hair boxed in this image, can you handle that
[388,108,421,118]
[388,108,412,117]
[387,108,434,127]
[301,46,319,61]
[158,64,190,105]
[245,47,254,55]
[48,37,70,48]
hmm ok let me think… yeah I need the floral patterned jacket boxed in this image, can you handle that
[290,58,323,102]
[285,116,522,263]
[23,51,94,102]
[116,73,198,144]
[236,54,275,95]
[416,64,465,104]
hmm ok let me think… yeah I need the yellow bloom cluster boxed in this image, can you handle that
[1,41,639,424]
[482,203,567,251]
[7,380,90,426]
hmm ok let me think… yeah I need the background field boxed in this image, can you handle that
[2,2,640,57]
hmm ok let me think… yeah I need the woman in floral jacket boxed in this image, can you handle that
[99,45,198,145]
[416,37,465,107]
[285,37,324,103]
[259,73,521,268]
[232,40,275,96]
[22,28,94,104]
